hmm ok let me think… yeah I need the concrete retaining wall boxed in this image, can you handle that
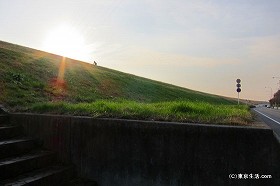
[10,113,280,186]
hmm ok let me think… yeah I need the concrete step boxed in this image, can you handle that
[0,138,35,159]
[0,165,74,186]
[0,113,80,185]
[0,151,55,180]
[0,115,9,125]
[0,126,21,140]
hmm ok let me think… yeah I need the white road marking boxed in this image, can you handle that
[254,109,280,125]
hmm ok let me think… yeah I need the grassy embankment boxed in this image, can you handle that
[0,41,252,125]
[32,100,251,125]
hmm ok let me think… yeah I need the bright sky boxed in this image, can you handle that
[1,0,280,101]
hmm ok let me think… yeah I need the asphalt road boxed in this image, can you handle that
[254,107,280,138]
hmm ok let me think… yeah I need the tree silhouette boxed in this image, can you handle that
[270,90,280,106]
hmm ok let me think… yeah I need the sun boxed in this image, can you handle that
[43,24,91,61]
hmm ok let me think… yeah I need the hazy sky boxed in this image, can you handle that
[1,0,280,101]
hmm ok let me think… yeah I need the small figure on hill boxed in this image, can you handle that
[94,61,97,66]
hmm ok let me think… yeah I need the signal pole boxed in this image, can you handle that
[236,79,241,105]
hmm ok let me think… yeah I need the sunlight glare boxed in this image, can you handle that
[43,24,91,61]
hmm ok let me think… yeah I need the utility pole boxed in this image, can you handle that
[265,86,272,100]
[273,77,280,90]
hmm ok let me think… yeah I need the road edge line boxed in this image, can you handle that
[254,109,280,125]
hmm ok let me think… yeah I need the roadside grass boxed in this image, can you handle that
[30,100,252,125]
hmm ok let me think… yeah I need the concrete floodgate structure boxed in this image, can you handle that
[7,113,280,186]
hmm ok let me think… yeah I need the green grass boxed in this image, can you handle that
[30,100,253,125]
[0,41,252,125]
[0,41,234,105]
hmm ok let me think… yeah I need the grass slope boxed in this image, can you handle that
[0,40,233,106]
[32,100,251,125]
[0,41,252,124]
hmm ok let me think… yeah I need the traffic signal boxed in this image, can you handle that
[236,79,241,93]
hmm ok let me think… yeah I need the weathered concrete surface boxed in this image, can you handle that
[10,113,280,186]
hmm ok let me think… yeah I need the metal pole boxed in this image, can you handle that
[273,77,280,90]
[238,92,239,105]
[265,86,272,99]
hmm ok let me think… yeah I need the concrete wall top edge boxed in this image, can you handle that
[10,112,270,132]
